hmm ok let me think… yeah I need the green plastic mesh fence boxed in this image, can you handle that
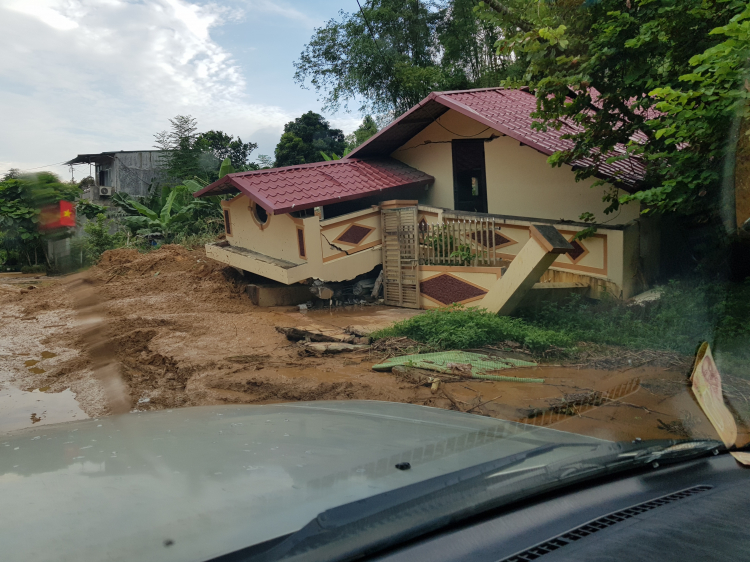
[373,351,544,383]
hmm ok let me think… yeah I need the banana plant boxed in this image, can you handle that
[120,189,194,236]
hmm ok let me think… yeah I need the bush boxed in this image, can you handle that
[518,279,750,377]
[371,305,573,352]
[83,214,125,262]
[20,264,46,274]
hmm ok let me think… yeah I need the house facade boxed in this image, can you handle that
[196,88,656,306]
[66,150,166,202]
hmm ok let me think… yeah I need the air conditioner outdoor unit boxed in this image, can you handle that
[99,186,112,197]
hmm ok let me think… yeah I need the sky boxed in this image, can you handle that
[0,0,364,180]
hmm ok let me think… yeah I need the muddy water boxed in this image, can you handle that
[0,385,88,433]
[446,365,750,444]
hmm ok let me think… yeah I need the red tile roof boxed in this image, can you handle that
[349,87,646,188]
[194,158,434,215]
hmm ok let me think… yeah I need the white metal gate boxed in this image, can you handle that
[381,206,420,309]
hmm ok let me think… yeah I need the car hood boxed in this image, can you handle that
[0,401,605,562]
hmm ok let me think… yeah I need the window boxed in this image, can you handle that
[223,209,231,235]
[98,168,110,187]
[253,203,268,225]
[452,140,488,213]
[297,227,306,258]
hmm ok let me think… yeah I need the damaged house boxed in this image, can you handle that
[195,87,660,309]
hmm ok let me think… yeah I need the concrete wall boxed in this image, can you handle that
[392,109,641,225]
[220,197,385,284]
[223,194,307,265]
[92,151,166,202]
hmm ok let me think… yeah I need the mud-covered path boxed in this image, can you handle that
[1,245,728,444]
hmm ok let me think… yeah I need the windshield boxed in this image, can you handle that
[1,0,749,560]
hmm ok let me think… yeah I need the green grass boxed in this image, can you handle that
[517,279,750,378]
[371,305,573,353]
[372,280,750,378]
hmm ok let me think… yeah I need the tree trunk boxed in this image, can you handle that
[735,117,750,231]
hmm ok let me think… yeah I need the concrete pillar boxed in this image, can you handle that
[479,224,573,315]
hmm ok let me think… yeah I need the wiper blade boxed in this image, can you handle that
[234,441,606,562]
[218,439,721,562]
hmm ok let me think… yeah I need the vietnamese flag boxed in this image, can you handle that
[39,200,76,230]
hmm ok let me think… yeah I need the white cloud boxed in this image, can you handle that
[235,0,319,28]
[0,0,297,177]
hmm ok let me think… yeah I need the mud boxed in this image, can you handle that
[1,245,745,446]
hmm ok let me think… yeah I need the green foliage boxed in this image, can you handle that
[518,279,750,376]
[639,5,750,216]
[76,199,107,220]
[218,157,235,179]
[83,214,125,262]
[20,264,46,274]
[449,243,477,265]
[478,0,747,220]
[112,180,222,241]
[154,115,203,181]
[195,130,258,171]
[345,115,379,151]
[274,111,347,167]
[294,0,520,115]
[154,116,258,183]
[0,172,80,267]
[372,305,573,352]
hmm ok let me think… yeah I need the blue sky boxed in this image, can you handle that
[0,0,364,179]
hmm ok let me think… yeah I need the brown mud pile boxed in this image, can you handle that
[2,244,739,445]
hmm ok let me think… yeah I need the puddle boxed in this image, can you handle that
[28,367,46,374]
[41,351,57,359]
[0,385,88,433]
[24,360,38,367]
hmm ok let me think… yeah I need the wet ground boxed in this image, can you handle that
[0,246,744,446]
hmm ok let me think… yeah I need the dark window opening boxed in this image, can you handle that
[297,228,306,258]
[223,209,231,235]
[98,169,110,187]
[290,208,316,218]
[452,140,487,213]
[253,204,268,225]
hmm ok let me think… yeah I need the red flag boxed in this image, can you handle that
[39,200,76,230]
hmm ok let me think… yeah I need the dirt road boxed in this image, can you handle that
[0,245,734,443]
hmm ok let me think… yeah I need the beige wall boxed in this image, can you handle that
[218,201,385,284]
[393,109,640,225]
[223,194,307,265]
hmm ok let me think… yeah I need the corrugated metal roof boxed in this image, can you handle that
[194,158,434,215]
[65,151,163,165]
[349,87,646,188]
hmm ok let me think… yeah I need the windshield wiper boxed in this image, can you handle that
[216,439,722,562]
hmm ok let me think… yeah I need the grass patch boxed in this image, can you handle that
[518,279,750,378]
[371,305,573,353]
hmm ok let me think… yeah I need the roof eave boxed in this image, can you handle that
[270,176,435,215]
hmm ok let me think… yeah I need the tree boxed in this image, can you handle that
[294,0,518,116]
[195,130,258,170]
[154,116,259,183]
[477,0,747,220]
[646,5,750,224]
[274,111,347,167]
[346,115,379,151]
[0,172,81,267]
[154,115,202,181]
